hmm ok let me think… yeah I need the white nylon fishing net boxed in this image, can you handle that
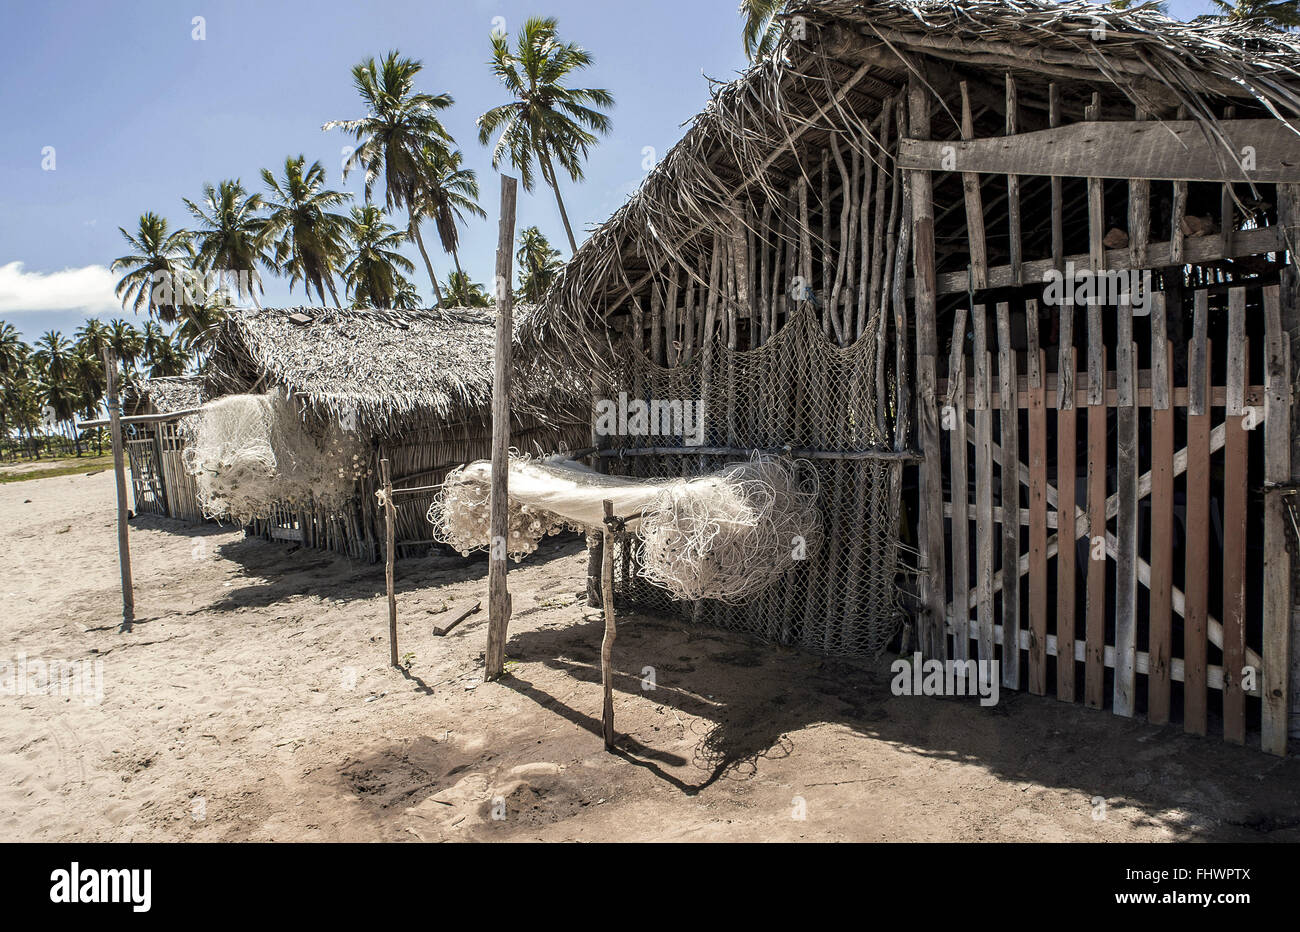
[183,392,366,523]
[427,453,820,602]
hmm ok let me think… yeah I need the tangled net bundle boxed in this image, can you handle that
[427,456,579,561]
[183,392,367,523]
[636,455,821,603]
[428,453,821,601]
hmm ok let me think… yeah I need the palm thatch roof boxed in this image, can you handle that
[126,375,205,417]
[525,0,1300,371]
[206,306,584,435]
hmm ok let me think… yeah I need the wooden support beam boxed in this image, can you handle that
[910,80,947,662]
[103,347,134,625]
[600,500,618,751]
[1261,284,1292,755]
[897,119,1300,182]
[959,81,989,290]
[381,458,398,668]
[485,175,518,682]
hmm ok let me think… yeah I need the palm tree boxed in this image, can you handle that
[107,319,144,373]
[411,145,486,281]
[74,318,111,360]
[478,17,613,253]
[1207,0,1300,26]
[515,226,563,303]
[741,0,785,61]
[261,155,354,306]
[175,299,227,362]
[31,331,82,453]
[343,205,417,308]
[0,321,25,376]
[443,271,492,308]
[144,328,188,378]
[183,180,272,306]
[69,343,106,445]
[391,275,423,310]
[324,50,454,306]
[110,212,198,325]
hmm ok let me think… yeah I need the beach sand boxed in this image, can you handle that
[2,468,1298,842]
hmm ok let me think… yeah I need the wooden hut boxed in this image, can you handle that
[206,305,587,561]
[121,375,206,522]
[524,0,1300,754]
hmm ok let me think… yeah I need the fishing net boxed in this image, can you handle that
[183,392,366,523]
[605,303,905,658]
[428,453,821,604]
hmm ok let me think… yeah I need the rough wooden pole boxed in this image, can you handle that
[102,347,133,623]
[485,174,518,681]
[381,458,398,668]
[600,499,617,751]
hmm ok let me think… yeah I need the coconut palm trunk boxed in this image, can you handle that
[539,150,579,253]
[409,212,445,306]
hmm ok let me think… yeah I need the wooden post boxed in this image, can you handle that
[102,347,133,623]
[485,174,518,682]
[381,458,398,668]
[600,499,617,751]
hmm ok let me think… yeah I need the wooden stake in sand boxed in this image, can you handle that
[485,174,518,682]
[600,499,618,751]
[381,458,398,668]
[102,347,133,623]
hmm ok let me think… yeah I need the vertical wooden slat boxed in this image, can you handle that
[1223,317,1248,746]
[1262,284,1292,756]
[1049,83,1063,274]
[1221,104,1236,259]
[959,81,988,290]
[1006,73,1022,287]
[996,300,1020,689]
[1028,345,1047,696]
[1086,94,1104,274]
[1114,316,1138,718]
[1170,105,1188,266]
[1189,290,1209,416]
[1128,107,1150,269]
[1056,347,1078,702]
[1185,335,1211,736]
[1085,346,1107,711]
[1149,298,1174,725]
[947,308,970,662]
[973,304,996,674]
[1226,287,1246,418]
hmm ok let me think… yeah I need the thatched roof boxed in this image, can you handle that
[207,306,583,434]
[526,0,1300,370]
[127,375,205,416]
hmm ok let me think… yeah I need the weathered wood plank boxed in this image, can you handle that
[997,301,1020,690]
[1222,336,1249,745]
[929,223,1282,298]
[1028,348,1048,696]
[947,308,970,662]
[911,81,946,662]
[1189,289,1209,416]
[1149,338,1175,725]
[897,118,1300,182]
[1185,339,1211,736]
[1114,341,1139,718]
[1226,287,1246,416]
[1006,73,1023,287]
[1049,83,1064,273]
[973,305,996,674]
[959,81,989,290]
[1056,347,1077,703]
[1261,284,1292,756]
[1085,347,1107,711]
[1086,96,1104,272]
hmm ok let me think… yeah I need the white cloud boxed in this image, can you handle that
[0,261,120,314]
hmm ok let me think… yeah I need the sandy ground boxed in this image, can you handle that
[1,469,1298,842]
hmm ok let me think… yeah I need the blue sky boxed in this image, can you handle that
[0,0,1218,344]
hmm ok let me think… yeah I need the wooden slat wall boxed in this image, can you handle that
[941,286,1280,748]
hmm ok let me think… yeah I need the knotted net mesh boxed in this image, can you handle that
[604,303,904,658]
